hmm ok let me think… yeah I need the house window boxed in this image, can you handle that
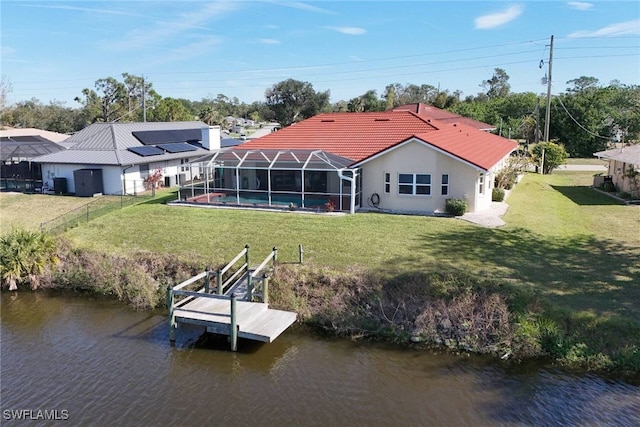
[139,163,150,178]
[180,158,190,172]
[441,174,449,196]
[398,173,431,196]
[384,173,391,194]
[479,173,485,194]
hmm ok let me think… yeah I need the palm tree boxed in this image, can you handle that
[0,229,57,290]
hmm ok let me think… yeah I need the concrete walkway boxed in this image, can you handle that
[459,202,509,228]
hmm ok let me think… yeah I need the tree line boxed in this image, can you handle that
[1,69,638,157]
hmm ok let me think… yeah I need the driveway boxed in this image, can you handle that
[248,124,279,140]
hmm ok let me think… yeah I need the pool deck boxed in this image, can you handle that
[180,191,334,211]
[186,192,226,203]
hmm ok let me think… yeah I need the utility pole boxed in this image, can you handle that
[142,74,146,123]
[535,97,541,145]
[544,35,554,142]
[540,35,554,174]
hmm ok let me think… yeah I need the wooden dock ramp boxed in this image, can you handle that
[168,245,299,350]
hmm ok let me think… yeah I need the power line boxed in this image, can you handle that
[10,51,638,97]
[553,90,614,141]
[6,37,639,104]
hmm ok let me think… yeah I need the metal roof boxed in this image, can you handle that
[33,121,213,166]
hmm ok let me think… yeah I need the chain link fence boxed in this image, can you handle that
[39,194,151,234]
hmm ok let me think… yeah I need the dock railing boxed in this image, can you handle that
[212,244,250,296]
[168,271,230,343]
[248,247,278,303]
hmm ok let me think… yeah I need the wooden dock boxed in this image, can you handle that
[168,245,299,350]
[174,296,296,343]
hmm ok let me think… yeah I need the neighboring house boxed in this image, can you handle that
[594,145,640,198]
[194,110,516,214]
[33,122,220,196]
[393,103,497,132]
[0,128,70,192]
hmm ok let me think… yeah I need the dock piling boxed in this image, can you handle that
[262,273,269,305]
[230,293,238,351]
[167,285,176,343]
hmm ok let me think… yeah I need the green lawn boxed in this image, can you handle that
[565,157,609,166]
[3,172,639,325]
[0,193,103,234]
[0,192,139,235]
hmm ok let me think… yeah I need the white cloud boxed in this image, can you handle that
[271,1,336,15]
[474,5,523,29]
[146,37,224,66]
[259,39,281,44]
[568,19,640,38]
[568,2,594,11]
[0,45,15,57]
[107,2,239,51]
[326,26,366,35]
[20,4,142,17]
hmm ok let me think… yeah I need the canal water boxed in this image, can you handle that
[2,292,639,426]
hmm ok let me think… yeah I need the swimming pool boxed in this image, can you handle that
[213,193,330,208]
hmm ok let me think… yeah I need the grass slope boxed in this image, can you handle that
[51,171,639,325]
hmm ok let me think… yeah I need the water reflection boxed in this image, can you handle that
[1,292,639,427]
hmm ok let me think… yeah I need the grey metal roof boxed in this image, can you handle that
[33,121,213,166]
[594,145,640,167]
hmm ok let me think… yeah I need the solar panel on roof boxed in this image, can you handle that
[128,146,164,157]
[156,142,198,153]
[132,129,202,145]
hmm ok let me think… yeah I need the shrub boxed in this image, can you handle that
[531,141,568,174]
[445,198,467,216]
[492,187,505,202]
[143,168,163,191]
[495,170,516,190]
[0,228,58,290]
[51,243,199,309]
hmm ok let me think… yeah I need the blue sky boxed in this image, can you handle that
[1,1,639,107]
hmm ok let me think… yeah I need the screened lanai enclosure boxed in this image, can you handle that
[177,149,362,213]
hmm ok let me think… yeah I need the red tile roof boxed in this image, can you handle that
[393,103,496,130]
[237,111,516,171]
[239,111,439,163]
[412,122,518,170]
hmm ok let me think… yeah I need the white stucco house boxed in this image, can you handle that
[33,122,221,196]
[594,145,640,198]
[184,110,517,214]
